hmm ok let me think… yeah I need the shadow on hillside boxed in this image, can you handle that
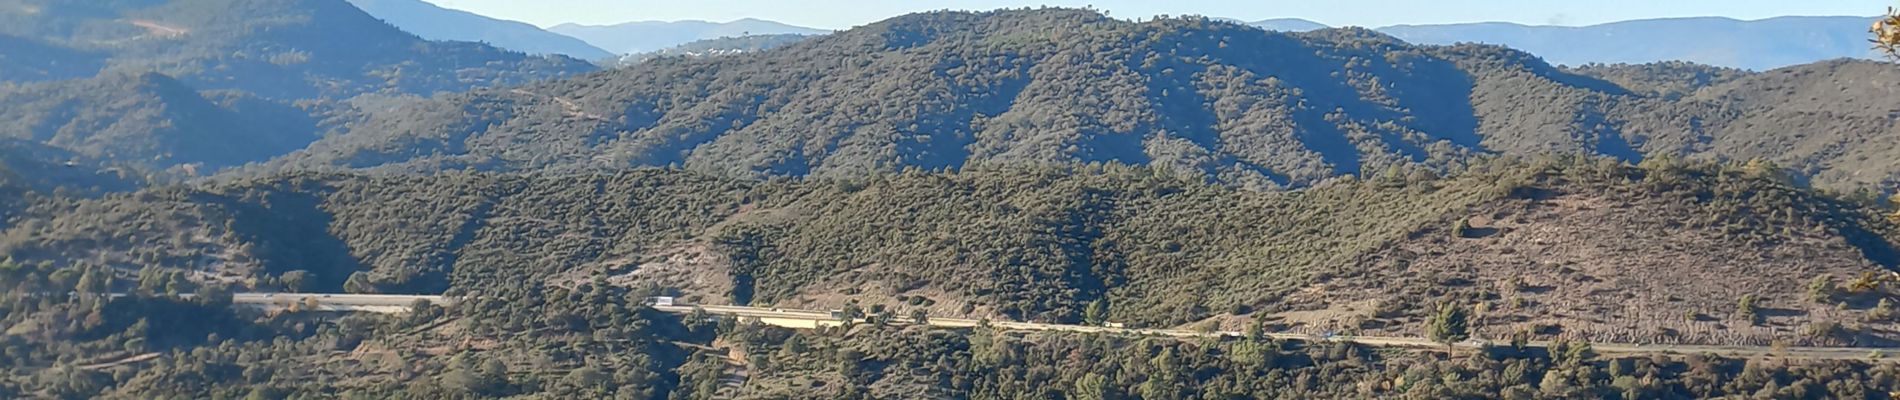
[206,187,364,292]
[1842,226,1900,269]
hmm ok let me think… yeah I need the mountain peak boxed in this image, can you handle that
[549,16,826,54]
[1377,15,1881,70]
[346,0,614,59]
[1252,18,1329,32]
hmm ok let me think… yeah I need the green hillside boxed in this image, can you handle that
[269,9,1900,193]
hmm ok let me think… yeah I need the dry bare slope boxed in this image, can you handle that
[1270,159,1900,346]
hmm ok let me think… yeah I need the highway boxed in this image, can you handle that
[240,293,1899,361]
[230,293,449,314]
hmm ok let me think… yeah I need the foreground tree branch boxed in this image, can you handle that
[1878,7,1900,59]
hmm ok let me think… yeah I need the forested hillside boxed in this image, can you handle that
[4,156,1900,397]
[346,0,614,60]
[613,34,815,66]
[4,4,1900,399]
[0,72,319,174]
[7,264,1898,399]
[0,0,597,183]
[0,0,593,99]
[1382,16,1879,71]
[0,33,101,83]
[267,9,1900,193]
[10,156,1900,347]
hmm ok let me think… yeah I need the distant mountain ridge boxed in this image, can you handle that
[1242,16,1878,70]
[346,0,614,60]
[612,33,814,66]
[265,9,1900,193]
[0,0,597,179]
[1378,16,1878,70]
[550,18,827,54]
[1251,18,1328,32]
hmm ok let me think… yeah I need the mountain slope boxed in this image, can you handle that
[0,0,599,180]
[1379,16,1880,70]
[10,158,1900,346]
[549,18,827,54]
[0,0,596,98]
[346,0,613,60]
[613,33,814,66]
[276,11,1506,188]
[265,9,1900,192]
[0,33,102,83]
[0,72,319,172]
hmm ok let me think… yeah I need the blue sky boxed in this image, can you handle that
[426,0,1891,29]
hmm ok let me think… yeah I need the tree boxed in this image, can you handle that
[1083,299,1109,326]
[1071,372,1116,400]
[1427,303,1471,354]
[342,271,376,294]
[74,267,110,295]
[196,284,234,309]
[1873,298,1897,321]
[1848,272,1884,293]
[280,270,310,293]
[1737,294,1761,325]
[909,309,929,325]
[1246,316,1267,342]
[1809,276,1836,303]
[839,303,864,321]
[1877,7,1900,59]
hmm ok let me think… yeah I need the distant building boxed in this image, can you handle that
[650,297,676,306]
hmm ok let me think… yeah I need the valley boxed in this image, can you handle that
[1,1,1899,398]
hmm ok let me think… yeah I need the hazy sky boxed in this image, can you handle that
[425,0,1890,29]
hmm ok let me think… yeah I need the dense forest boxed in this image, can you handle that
[7,156,1899,348]
[256,8,1900,194]
[3,261,1900,399]
[0,0,596,181]
[3,3,1900,398]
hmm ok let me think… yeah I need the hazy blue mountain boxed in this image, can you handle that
[0,34,102,83]
[346,0,613,60]
[1252,18,1328,32]
[0,0,597,181]
[0,0,596,99]
[550,18,827,54]
[1378,16,1880,70]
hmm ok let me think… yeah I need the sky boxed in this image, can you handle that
[425,0,1891,29]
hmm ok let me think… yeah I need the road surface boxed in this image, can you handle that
[230,293,448,314]
[236,294,1900,361]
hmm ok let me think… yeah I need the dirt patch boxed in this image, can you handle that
[127,20,190,38]
[776,277,995,320]
[558,243,738,304]
[1255,298,1383,333]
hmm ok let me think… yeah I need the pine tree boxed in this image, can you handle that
[1427,302,1471,354]
[1738,294,1761,325]
[1083,298,1109,326]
